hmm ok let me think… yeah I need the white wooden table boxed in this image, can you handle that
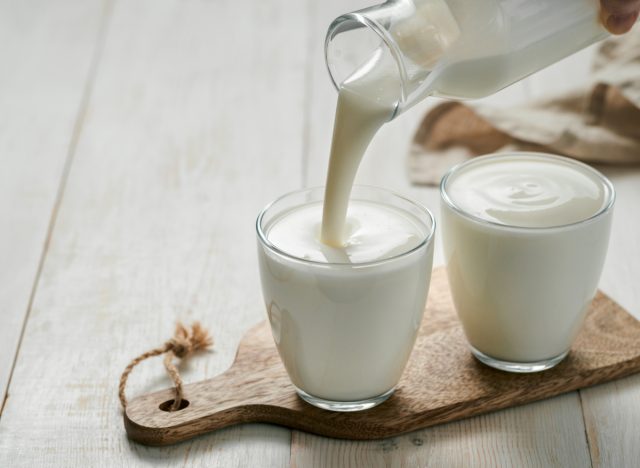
[1,1,639,466]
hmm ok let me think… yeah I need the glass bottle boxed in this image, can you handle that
[325,0,609,120]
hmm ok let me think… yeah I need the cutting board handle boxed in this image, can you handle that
[124,356,295,446]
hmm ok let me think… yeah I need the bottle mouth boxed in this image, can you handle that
[325,12,407,116]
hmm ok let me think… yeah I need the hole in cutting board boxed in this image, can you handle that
[159,399,190,412]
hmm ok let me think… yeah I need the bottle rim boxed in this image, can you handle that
[324,11,409,117]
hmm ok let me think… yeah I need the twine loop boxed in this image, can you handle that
[119,322,213,412]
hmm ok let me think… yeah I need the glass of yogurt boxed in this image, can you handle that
[441,152,615,373]
[256,186,435,411]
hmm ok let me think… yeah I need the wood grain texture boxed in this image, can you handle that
[0,0,309,465]
[579,167,640,467]
[0,0,106,409]
[124,267,640,446]
[290,394,590,468]
[581,374,640,468]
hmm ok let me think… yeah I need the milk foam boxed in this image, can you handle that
[445,156,608,228]
[268,201,425,264]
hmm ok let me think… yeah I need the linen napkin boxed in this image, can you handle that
[409,25,640,186]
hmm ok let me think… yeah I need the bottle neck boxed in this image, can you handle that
[325,0,458,118]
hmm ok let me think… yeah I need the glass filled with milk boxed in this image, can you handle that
[257,186,435,411]
[441,153,615,372]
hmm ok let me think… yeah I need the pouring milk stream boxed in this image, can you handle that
[258,0,614,408]
[320,0,608,248]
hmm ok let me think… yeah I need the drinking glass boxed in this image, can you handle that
[440,153,615,372]
[257,186,435,410]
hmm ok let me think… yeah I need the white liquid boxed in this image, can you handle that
[445,157,608,228]
[259,196,434,401]
[390,0,607,101]
[442,154,614,363]
[270,201,425,264]
[423,0,607,99]
[320,51,400,247]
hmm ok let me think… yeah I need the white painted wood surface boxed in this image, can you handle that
[291,394,591,467]
[0,0,305,465]
[1,0,639,466]
[0,0,106,408]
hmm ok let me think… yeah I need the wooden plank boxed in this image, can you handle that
[299,0,594,465]
[581,374,640,468]
[580,168,640,467]
[0,0,308,465]
[0,0,107,409]
[291,394,590,468]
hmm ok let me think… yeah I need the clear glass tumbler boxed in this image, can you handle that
[440,153,615,372]
[256,186,435,411]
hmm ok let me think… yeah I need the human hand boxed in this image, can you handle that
[600,0,640,34]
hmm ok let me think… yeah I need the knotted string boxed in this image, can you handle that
[119,322,213,411]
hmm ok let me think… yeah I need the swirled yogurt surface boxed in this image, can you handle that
[444,155,609,228]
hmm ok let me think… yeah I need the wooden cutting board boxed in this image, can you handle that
[124,267,640,446]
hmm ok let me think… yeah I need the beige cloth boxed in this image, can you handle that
[409,25,640,186]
